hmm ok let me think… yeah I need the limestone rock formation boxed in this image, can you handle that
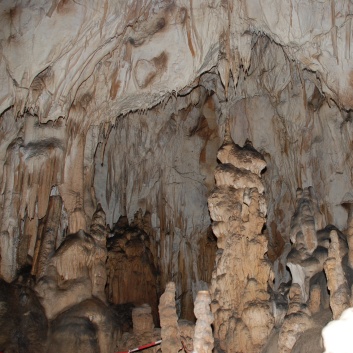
[208,127,274,352]
[117,304,161,353]
[179,319,195,353]
[47,298,118,353]
[324,230,350,320]
[2,1,353,352]
[106,215,159,323]
[278,284,314,353]
[287,187,327,302]
[158,282,181,352]
[193,290,214,353]
[0,279,47,353]
[35,206,108,319]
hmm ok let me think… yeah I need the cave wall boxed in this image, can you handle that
[1,0,353,351]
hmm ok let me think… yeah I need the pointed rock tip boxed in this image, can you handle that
[222,119,234,145]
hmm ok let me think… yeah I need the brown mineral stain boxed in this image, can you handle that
[140,71,157,89]
[154,18,166,33]
[152,51,168,70]
[110,70,121,100]
[199,146,207,163]
[178,7,187,25]
[267,221,285,263]
[57,0,75,15]
[205,95,215,111]
[185,16,195,57]
[6,6,20,21]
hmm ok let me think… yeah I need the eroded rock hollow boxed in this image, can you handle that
[1,0,353,352]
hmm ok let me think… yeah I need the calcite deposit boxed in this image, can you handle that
[2,0,353,352]
[158,282,181,352]
[208,125,274,353]
[118,304,161,353]
[106,214,159,323]
[287,187,327,302]
[193,290,214,353]
[35,205,108,319]
[324,230,350,320]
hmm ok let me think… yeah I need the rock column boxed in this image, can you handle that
[324,230,350,319]
[158,282,181,352]
[193,290,214,353]
[208,123,273,352]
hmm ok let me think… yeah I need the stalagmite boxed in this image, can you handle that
[278,284,314,353]
[208,124,273,352]
[132,304,155,337]
[158,282,181,352]
[118,304,160,353]
[193,290,214,353]
[308,285,321,315]
[287,187,327,302]
[35,206,108,319]
[324,230,350,319]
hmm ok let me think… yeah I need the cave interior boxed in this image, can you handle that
[1,1,353,352]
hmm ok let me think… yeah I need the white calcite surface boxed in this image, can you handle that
[322,307,353,353]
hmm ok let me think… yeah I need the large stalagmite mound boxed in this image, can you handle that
[1,0,353,352]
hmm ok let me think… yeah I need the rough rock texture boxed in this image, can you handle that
[106,214,159,323]
[47,298,118,353]
[117,304,161,353]
[35,206,108,319]
[208,127,274,352]
[287,187,327,302]
[179,319,195,353]
[324,230,350,319]
[32,195,63,279]
[193,290,214,353]
[95,91,219,319]
[278,284,314,353]
[158,282,181,352]
[2,1,353,352]
[0,279,47,353]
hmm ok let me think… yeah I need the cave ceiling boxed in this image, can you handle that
[2,0,353,121]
